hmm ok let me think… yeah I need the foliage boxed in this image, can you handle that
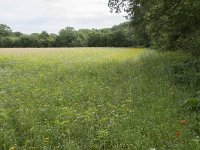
[56,27,77,47]
[108,0,200,55]
[167,59,200,92]
[0,24,12,36]
[0,22,139,48]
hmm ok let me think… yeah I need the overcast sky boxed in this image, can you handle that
[0,0,126,34]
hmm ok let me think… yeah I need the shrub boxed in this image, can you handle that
[168,59,200,92]
[175,32,200,57]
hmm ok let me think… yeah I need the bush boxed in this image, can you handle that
[175,32,200,57]
[168,59,200,92]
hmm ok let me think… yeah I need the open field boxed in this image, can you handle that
[0,48,199,149]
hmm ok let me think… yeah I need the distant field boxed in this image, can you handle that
[0,48,198,149]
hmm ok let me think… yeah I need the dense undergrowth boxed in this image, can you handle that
[140,51,200,149]
[0,48,199,149]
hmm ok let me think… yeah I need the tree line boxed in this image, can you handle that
[1,0,199,56]
[0,22,142,48]
[108,0,200,56]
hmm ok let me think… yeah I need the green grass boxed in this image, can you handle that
[0,48,199,150]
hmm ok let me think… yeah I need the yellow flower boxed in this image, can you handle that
[44,138,49,143]
[9,146,15,150]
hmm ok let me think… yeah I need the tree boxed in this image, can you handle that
[108,0,200,55]
[1,37,14,47]
[49,33,57,47]
[14,32,23,37]
[18,35,33,47]
[40,31,50,47]
[0,24,12,36]
[77,29,91,47]
[0,22,138,48]
[56,27,77,47]
[87,30,101,47]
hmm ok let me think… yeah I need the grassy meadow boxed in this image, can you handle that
[0,48,199,149]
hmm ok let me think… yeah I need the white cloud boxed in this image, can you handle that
[0,0,126,34]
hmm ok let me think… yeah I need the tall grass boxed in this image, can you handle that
[0,48,199,149]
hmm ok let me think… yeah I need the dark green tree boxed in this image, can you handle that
[108,0,200,55]
[0,24,12,36]
[56,27,77,47]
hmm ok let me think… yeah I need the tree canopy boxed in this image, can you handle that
[109,0,200,55]
[0,24,12,36]
[0,22,139,48]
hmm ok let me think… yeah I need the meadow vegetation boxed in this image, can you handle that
[0,0,199,149]
[0,48,199,149]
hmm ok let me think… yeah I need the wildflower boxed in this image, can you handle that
[9,146,15,150]
[180,120,187,124]
[44,138,49,143]
[176,132,181,139]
